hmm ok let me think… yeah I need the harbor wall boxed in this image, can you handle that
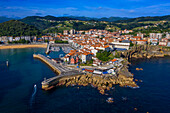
[33,54,61,75]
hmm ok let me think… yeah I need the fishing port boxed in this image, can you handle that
[33,54,83,90]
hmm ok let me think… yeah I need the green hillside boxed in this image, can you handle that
[0,20,40,37]
[20,16,77,30]
[0,15,169,36]
[114,15,170,23]
[20,16,108,33]
[0,16,15,23]
[67,16,130,22]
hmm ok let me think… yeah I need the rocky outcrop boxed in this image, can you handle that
[121,45,170,60]
[56,66,138,95]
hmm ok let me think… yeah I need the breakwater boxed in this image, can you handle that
[33,54,82,90]
[33,54,61,74]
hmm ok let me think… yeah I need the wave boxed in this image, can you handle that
[30,84,37,108]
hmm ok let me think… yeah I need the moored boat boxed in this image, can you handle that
[106,97,114,103]
[6,60,9,66]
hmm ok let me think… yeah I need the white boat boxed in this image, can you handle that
[34,84,36,88]
[6,60,9,66]
[122,97,127,101]
[47,55,51,58]
[106,97,114,103]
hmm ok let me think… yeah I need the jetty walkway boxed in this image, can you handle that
[33,54,83,90]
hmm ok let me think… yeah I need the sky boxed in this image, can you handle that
[0,0,169,18]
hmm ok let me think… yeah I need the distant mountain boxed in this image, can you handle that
[0,16,15,23]
[20,15,77,30]
[67,16,98,21]
[19,15,131,30]
[43,15,76,21]
[0,20,40,37]
[17,15,170,34]
[114,15,170,23]
[67,16,130,22]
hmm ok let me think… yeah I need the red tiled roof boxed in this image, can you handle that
[111,59,117,62]
[85,69,94,73]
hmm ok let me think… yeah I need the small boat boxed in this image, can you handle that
[122,97,127,101]
[34,84,37,88]
[106,97,114,103]
[136,68,140,70]
[135,79,138,82]
[134,108,138,111]
[6,60,9,66]
[140,68,143,70]
[139,80,143,82]
[136,68,143,71]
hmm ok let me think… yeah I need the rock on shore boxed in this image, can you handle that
[56,66,138,95]
[122,45,170,60]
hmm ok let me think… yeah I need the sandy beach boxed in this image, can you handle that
[0,44,47,49]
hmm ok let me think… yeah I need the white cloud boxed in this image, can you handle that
[129,10,135,13]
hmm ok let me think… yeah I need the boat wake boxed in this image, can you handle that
[30,84,37,108]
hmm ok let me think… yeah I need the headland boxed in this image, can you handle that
[34,53,139,95]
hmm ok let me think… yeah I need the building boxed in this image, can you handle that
[150,33,162,40]
[111,41,130,50]
[1,36,8,43]
[91,49,99,56]
[70,56,79,64]
[136,40,147,45]
[63,56,70,62]
[69,29,75,35]
[130,36,142,41]
[159,41,167,46]
[42,36,52,41]
[8,36,13,42]
[167,42,170,47]
[14,37,21,41]
[137,33,144,39]
[63,30,68,35]
[150,38,158,45]
[81,52,93,63]
[166,33,170,39]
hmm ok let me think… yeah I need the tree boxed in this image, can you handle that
[130,42,134,47]
[44,39,48,43]
[96,50,111,61]
[0,20,41,37]
[55,40,68,43]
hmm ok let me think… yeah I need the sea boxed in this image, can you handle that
[0,48,170,113]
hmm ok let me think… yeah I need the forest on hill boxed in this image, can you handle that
[0,15,169,36]
[0,20,40,37]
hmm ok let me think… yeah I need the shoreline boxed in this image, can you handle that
[52,56,170,94]
[0,44,47,49]
[54,60,139,94]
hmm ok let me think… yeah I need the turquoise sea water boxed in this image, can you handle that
[0,48,170,113]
